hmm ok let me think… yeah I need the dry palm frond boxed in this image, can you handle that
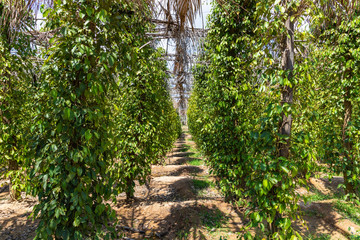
[0,0,51,42]
[176,0,201,30]
[154,0,203,118]
[1,0,35,30]
[158,0,201,31]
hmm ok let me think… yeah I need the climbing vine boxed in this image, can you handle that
[0,1,36,200]
[113,45,181,200]
[27,0,180,238]
[188,0,317,238]
[315,13,360,200]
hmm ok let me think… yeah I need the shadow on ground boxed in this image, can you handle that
[117,200,246,240]
[0,212,38,240]
[296,201,350,239]
[170,166,204,176]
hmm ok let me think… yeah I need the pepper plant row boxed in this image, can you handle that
[188,0,360,239]
[0,0,181,239]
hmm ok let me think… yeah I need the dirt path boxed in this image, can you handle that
[0,127,359,239]
[115,127,244,239]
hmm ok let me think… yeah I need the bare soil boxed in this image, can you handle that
[0,127,359,239]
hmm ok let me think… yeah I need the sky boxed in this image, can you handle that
[195,0,212,29]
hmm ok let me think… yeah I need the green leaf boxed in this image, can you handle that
[79,11,85,19]
[280,166,290,174]
[55,208,60,218]
[77,168,83,176]
[97,9,107,22]
[263,179,268,189]
[284,218,291,229]
[51,89,58,98]
[108,55,115,67]
[86,7,94,16]
[85,129,92,141]
[73,217,80,227]
[63,108,71,120]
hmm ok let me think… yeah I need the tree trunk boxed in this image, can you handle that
[272,5,295,233]
[125,177,135,201]
[9,158,20,200]
[342,86,354,194]
[278,13,295,159]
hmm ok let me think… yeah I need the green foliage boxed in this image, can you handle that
[350,234,360,240]
[334,200,360,225]
[193,179,214,190]
[199,207,228,231]
[25,0,179,238]
[303,191,330,205]
[188,158,204,166]
[29,1,124,238]
[4,0,360,239]
[188,0,316,238]
[112,45,180,199]
[25,0,180,238]
[0,2,36,199]
[315,16,360,198]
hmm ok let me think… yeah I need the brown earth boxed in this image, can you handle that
[0,127,359,239]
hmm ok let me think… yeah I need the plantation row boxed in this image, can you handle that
[1,1,181,239]
[188,0,360,239]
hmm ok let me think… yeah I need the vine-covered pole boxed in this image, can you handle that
[278,1,294,160]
